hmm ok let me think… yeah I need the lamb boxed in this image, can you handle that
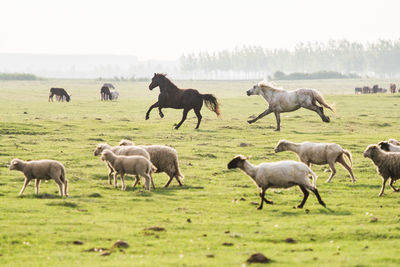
[227,155,326,210]
[93,143,153,188]
[100,149,156,191]
[110,90,119,100]
[119,139,184,187]
[274,140,356,183]
[363,144,400,196]
[9,158,68,196]
[389,139,400,146]
[379,141,400,152]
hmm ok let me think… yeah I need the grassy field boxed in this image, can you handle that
[1,78,400,266]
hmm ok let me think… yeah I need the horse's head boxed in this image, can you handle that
[149,73,165,90]
[246,84,261,96]
[66,94,71,102]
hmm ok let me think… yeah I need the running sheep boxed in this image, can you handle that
[119,139,184,187]
[94,143,151,187]
[227,155,326,210]
[363,144,400,196]
[274,140,356,183]
[9,158,68,196]
[378,141,400,152]
[100,149,156,191]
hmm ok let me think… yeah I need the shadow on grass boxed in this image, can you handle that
[275,206,351,217]
[19,193,62,199]
[348,184,380,189]
[46,201,79,208]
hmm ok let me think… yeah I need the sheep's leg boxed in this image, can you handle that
[261,188,273,205]
[175,175,183,186]
[337,156,356,183]
[257,188,272,210]
[132,175,140,188]
[142,174,151,191]
[164,176,174,187]
[310,187,326,207]
[120,173,126,190]
[174,108,190,130]
[107,164,114,185]
[297,186,310,208]
[113,173,118,188]
[389,178,399,192]
[247,108,272,124]
[150,174,156,189]
[274,111,281,131]
[379,177,388,197]
[326,162,337,183]
[35,179,40,194]
[54,178,64,197]
[145,101,159,120]
[63,179,69,197]
[19,178,31,196]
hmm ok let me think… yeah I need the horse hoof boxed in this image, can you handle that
[145,116,149,120]
[323,117,330,122]
[247,120,254,124]
[159,114,164,118]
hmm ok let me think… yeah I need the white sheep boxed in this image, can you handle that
[119,139,184,187]
[274,140,356,183]
[388,139,400,146]
[378,141,400,152]
[100,149,156,191]
[363,144,400,196]
[110,90,119,100]
[9,158,68,196]
[227,155,326,210]
[94,143,153,188]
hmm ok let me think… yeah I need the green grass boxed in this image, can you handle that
[1,79,400,266]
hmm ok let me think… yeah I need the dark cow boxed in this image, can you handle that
[100,86,112,101]
[390,83,396,93]
[372,84,379,94]
[49,88,71,102]
[355,87,362,94]
[362,86,371,94]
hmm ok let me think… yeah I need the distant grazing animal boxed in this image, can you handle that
[355,87,362,94]
[49,88,71,102]
[246,81,335,131]
[103,83,115,89]
[378,141,400,152]
[101,86,112,101]
[110,90,119,100]
[363,145,400,196]
[274,140,355,183]
[362,86,371,94]
[227,155,326,210]
[9,158,68,196]
[372,84,379,94]
[390,83,396,93]
[146,73,221,129]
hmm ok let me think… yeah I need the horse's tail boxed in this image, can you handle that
[312,90,335,114]
[201,94,221,117]
[342,149,353,168]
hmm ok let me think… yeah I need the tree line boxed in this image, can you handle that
[179,39,400,78]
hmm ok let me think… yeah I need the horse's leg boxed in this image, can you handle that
[174,108,190,129]
[248,108,273,124]
[145,102,160,120]
[304,105,330,123]
[274,111,281,131]
[158,107,164,118]
[194,108,202,129]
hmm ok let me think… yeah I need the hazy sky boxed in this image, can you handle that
[1,0,399,60]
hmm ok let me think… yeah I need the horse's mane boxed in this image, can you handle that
[156,73,179,89]
[258,80,284,92]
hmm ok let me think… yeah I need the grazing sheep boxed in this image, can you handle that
[119,139,184,187]
[93,143,153,188]
[100,149,156,191]
[9,159,68,196]
[378,141,400,152]
[388,139,400,146]
[363,144,400,196]
[227,155,326,210]
[274,140,356,183]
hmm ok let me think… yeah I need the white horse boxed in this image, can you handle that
[246,81,335,131]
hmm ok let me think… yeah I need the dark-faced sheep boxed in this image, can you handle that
[363,144,400,196]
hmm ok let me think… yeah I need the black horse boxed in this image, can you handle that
[146,73,221,129]
[49,88,71,102]
[100,86,112,100]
